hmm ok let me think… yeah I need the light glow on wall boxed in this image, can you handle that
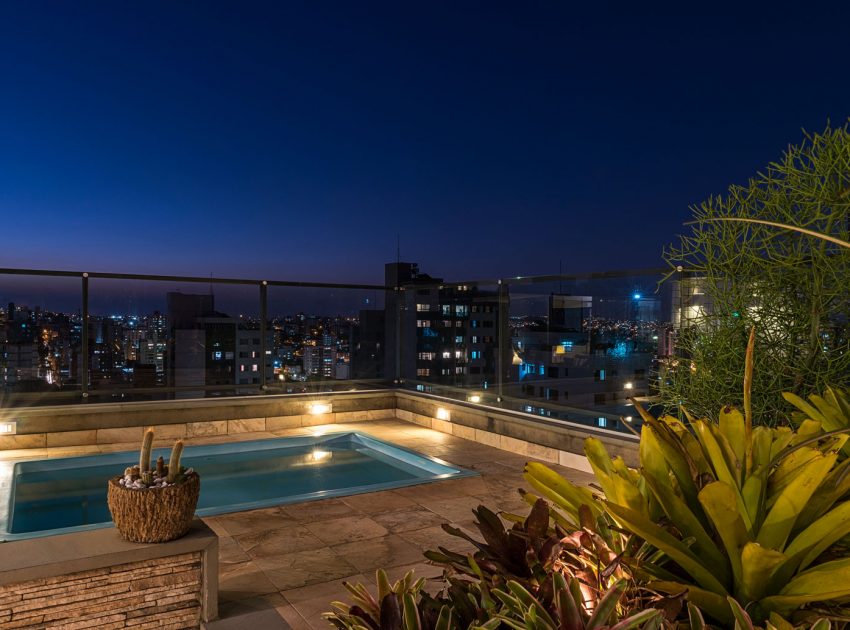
[0,422,16,435]
[308,402,333,415]
[436,408,451,421]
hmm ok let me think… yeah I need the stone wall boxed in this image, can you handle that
[0,520,218,630]
[395,391,639,469]
[0,552,203,629]
[0,389,638,465]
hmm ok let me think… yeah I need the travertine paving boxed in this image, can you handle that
[198,419,594,629]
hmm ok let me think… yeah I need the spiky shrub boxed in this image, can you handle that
[524,330,850,625]
[659,121,850,422]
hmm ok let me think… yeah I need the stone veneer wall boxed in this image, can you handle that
[0,552,203,629]
[0,520,218,630]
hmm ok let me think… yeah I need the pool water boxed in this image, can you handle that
[1,432,475,540]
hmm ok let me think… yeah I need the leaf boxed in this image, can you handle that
[687,602,706,630]
[433,606,452,630]
[401,593,420,630]
[525,498,551,540]
[719,406,747,470]
[762,557,850,612]
[740,542,786,603]
[604,501,728,595]
[697,481,747,592]
[553,573,583,630]
[608,609,662,630]
[693,420,753,533]
[727,596,754,630]
[585,579,626,629]
[379,593,402,630]
[650,581,732,625]
[785,500,850,570]
[643,461,729,584]
[757,452,837,550]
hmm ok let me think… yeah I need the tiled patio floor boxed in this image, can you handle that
[196,419,595,629]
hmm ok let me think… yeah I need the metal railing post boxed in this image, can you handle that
[497,278,505,402]
[259,281,268,390]
[81,273,89,399]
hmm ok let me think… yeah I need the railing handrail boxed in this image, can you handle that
[0,267,388,291]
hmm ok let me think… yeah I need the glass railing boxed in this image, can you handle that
[394,268,679,433]
[0,265,686,435]
[0,268,391,407]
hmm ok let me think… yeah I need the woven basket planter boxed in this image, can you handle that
[107,473,201,543]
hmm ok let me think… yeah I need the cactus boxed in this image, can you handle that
[167,440,184,483]
[139,429,154,472]
[141,470,153,485]
[156,455,165,478]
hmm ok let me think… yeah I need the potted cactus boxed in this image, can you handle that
[106,429,200,543]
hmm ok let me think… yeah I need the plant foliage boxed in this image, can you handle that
[660,121,850,422]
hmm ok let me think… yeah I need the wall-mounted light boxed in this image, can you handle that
[624,416,633,423]
[308,402,332,415]
[0,421,16,435]
[467,394,481,403]
[436,408,451,421]
[624,382,633,390]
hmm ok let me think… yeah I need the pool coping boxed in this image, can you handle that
[1,431,478,541]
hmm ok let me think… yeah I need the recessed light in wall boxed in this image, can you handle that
[308,402,332,415]
[467,394,481,403]
[436,408,451,421]
[0,421,16,435]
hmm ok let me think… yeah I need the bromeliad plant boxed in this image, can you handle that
[524,329,850,625]
[326,499,665,629]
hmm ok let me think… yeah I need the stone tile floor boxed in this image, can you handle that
[0,419,595,629]
[198,419,594,629]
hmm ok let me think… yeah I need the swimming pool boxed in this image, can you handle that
[0,432,476,540]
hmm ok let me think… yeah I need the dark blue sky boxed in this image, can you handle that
[1,2,849,285]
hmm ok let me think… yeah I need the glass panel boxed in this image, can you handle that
[502,272,674,432]
[397,273,504,405]
[85,278,261,402]
[265,286,388,394]
[0,273,84,407]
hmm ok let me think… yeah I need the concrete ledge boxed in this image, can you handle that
[395,391,639,468]
[0,518,218,623]
[0,389,639,469]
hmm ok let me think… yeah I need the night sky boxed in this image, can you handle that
[2,2,849,286]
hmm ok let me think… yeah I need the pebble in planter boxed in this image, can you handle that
[107,429,201,543]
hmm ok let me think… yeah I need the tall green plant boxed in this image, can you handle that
[525,331,850,625]
[660,121,850,422]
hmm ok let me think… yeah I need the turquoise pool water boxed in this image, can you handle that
[1,432,475,540]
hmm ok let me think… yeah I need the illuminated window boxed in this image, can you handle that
[416,304,431,312]
[417,368,431,376]
[470,351,481,359]
[417,320,431,328]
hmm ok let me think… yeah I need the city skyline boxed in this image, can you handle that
[3,3,850,281]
